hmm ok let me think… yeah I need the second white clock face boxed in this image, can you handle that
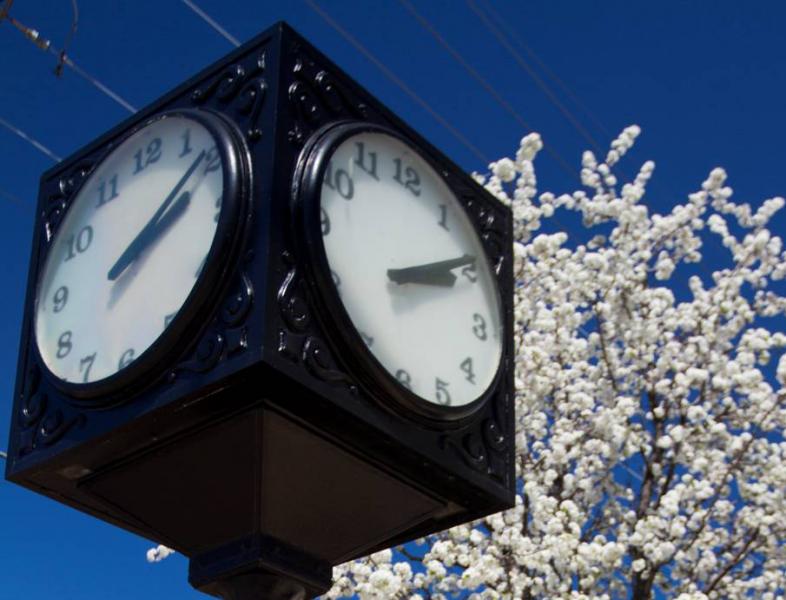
[35,114,226,385]
[319,131,503,408]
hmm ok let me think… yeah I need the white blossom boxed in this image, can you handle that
[150,126,786,599]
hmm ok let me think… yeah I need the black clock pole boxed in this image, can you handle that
[188,534,332,600]
[202,573,309,600]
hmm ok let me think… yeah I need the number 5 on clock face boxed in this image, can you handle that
[312,128,503,411]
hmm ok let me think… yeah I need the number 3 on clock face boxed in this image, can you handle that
[34,111,243,393]
[301,125,504,417]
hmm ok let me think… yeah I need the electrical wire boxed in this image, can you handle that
[466,0,604,157]
[54,0,79,77]
[474,2,726,278]
[479,0,612,140]
[1,9,136,114]
[0,0,12,22]
[305,0,490,165]
[396,0,580,183]
[0,116,61,161]
[181,0,240,48]
[0,185,26,207]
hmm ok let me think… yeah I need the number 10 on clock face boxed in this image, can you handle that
[314,129,503,411]
[34,113,235,389]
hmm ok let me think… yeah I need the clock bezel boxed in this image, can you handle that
[32,108,250,402]
[292,120,505,425]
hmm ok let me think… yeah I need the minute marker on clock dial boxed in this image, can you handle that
[34,115,229,385]
[318,130,502,408]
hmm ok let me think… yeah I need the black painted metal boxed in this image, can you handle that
[5,22,516,599]
[189,534,332,599]
[291,120,505,425]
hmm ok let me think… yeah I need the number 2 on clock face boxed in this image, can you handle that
[34,114,230,386]
[317,130,503,409]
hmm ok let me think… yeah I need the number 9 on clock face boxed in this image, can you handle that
[315,129,503,411]
[34,112,239,390]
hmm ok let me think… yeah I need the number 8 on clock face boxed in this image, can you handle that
[313,129,503,411]
[34,112,239,390]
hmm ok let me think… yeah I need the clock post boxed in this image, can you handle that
[6,22,516,600]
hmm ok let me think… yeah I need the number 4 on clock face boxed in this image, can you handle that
[311,127,503,411]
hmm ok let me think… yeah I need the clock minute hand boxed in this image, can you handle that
[387,254,476,287]
[107,149,206,281]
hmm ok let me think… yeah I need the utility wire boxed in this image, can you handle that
[475,2,726,275]
[0,116,61,161]
[396,0,579,183]
[466,0,604,157]
[1,9,136,113]
[0,185,26,207]
[305,0,490,165]
[479,0,612,140]
[54,0,79,76]
[181,0,240,47]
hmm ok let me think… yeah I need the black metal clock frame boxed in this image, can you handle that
[291,120,506,425]
[6,22,516,600]
[33,108,251,402]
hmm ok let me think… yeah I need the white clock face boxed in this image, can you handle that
[35,114,227,385]
[319,131,503,408]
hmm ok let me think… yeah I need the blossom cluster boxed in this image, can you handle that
[326,128,786,599]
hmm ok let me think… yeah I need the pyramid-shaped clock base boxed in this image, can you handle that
[81,405,452,576]
[189,533,332,599]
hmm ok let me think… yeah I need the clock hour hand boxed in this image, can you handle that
[107,191,192,281]
[107,149,205,281]
[387,254,476,287]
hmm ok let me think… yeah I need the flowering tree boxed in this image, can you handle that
[325,128,786,599]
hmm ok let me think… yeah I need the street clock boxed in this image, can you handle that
[6,22,515,600]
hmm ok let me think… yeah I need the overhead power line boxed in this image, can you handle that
[305,0,490,165]
[479,0,612,140]
[466,0,604,156]
[0,7,136,113]
[54,0,79,77]
[0,185,25,207]
[396,0,579,183]
[181,0,240,47]
[0,116,61,161]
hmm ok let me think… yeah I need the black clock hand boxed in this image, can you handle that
[387,254,476,287]
[107,149,206,281]
[107,191,192,282]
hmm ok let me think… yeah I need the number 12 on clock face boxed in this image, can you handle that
[313,129,503,410]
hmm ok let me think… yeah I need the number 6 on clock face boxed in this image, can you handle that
[34,111,244,394]
[299,125,504,417]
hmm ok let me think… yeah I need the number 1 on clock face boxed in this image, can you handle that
[35,114,228,385]
[318,131,502,408]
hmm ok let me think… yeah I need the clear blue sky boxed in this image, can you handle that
[2,1,786,598]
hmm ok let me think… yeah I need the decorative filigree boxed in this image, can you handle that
[173,331,226,377]
[42,161,94,243]
[171,265,254,376]
[302,337,357,394]
[437,383,511,482]
[237,78,267,141]
[37,409,85,447]
[191,51,268,143]
[192,64,247,104]
[461,193,506,274]
[277,251,311,333]
[287,54,369,145]
[15,361,84,458]
[222,272,254,327]
[276,251,356,392]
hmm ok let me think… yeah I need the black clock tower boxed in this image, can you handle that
[6,22,516,600]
